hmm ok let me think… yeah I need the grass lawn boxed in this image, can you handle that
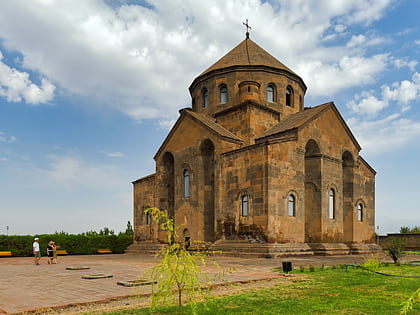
[101,264,419,315]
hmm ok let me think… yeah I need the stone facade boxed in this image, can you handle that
[130,37,379,257]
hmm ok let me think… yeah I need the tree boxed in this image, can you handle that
[399,225,420,233]
[143,208,222,315]
[400,287,420,315]
[387,237,406,265]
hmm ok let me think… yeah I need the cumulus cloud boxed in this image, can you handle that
[0,0,399,120]
[0,51,55,104]
[298,54,389,97]
[347,72,420,116]
[348,114,420,156]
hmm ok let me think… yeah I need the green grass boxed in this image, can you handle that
[100,264,420,315]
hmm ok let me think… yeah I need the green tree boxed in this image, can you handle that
[400,287,420,315]
[143,208,222,315]
[387,237,406,265]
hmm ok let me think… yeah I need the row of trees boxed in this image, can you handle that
[400,226,420,233]
[0,222,134,257]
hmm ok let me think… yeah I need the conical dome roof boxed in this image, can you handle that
[199,37,299,77]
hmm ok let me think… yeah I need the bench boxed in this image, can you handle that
[0,251,12,256]
[56,249,68,255]
[97,249,112,254]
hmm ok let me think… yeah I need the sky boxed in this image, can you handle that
[0,0,419,236]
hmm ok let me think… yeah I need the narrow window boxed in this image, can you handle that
[203,89,208,108]
[146,212,152,225]
[329,188,335,219]
[220,85,228,103]
[357,203,363,222]
[288,194,295,216]
[242,195,248,217]
[183,169,190,198]
[286,86,293,107]
[267,84,274,102]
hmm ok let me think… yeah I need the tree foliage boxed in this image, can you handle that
[143,207,222,315]
[400,225,420,233]
[400,287,420,315]
[387,237,406,264]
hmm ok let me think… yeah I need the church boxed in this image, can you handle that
[130,31,380,257]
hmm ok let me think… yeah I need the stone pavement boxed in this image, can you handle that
[0,253,412,314]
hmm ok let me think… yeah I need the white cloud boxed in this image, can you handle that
[39,154,126,189]
[347,72,420,116]
[348,114,420,156]
[0,51,55,105]
[0,0,400,120]
[0,131,17,143]
[298,54,389,97]
[106,152,125,158]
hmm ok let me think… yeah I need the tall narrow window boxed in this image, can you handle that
[357,203,363,222]
[203,89,208,108]
[288,194,295,216]
[329,188,335,219]
[241,195,248,217]
[146,211,152,225]
[267,84,274,102]
[286,86,293,107]
[220,85,228,103]
[183,169,190,198]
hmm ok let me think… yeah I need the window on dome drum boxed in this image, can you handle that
[267,84,274,102]
[286,86,293,107]
[183,169,190,198]
[288,194,295,216]
[241,195,248,217]
[329,188,335,219]
[220,85,228,103]
[357,203,363,222]
[203,89,209,108]
[146,211,152,225]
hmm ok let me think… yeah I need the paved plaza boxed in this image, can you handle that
[0,253,413,314]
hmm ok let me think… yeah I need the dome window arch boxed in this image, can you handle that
[202,88,209,108]
[220,85,228,104]
[267,84,275,102]
[286,86,293,107]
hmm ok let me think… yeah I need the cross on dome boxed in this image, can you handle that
[243,19,251,39]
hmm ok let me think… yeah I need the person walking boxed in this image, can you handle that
[33,238,41,265]
[46,241,54,264]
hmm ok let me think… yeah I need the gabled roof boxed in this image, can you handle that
[199,38,298,77]
[257,102,362,151]
[154,108,243,160]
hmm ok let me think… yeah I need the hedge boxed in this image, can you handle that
[0,233,133,257]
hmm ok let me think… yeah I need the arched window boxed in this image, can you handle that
[203,89,209,108]
[286,86,293,107]
[357,203,363,222]
[288,194,295,216]
[267,84,274,102]
[329,188,335,219]
[146,211,152,225]
[241,195,248,217]
[183,169,190,198]
[220,85,228,104]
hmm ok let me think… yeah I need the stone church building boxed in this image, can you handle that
[130,34,380,257]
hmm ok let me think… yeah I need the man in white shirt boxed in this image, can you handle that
[33,238,41,265]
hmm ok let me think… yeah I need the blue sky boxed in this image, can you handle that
[0,0,419,236]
